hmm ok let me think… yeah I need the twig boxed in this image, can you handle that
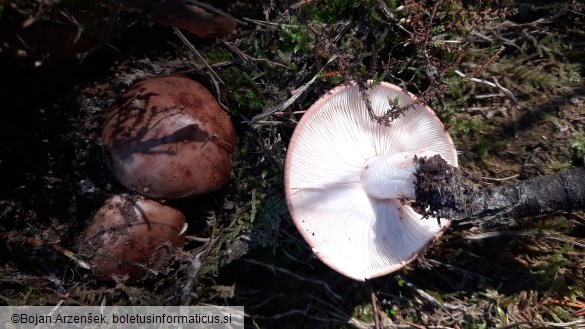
[548,295,585,316]
[308,294,347,318]
[495,319,585,329]
[206,69,230,112]
[242,258,342,301]
[181,212,219,305]
[465,231,585,248]
[401,278,451,316]
[472,46,505,76]
[246,308,347,323]
[242,17,298,29]
[246,293,286,311]
[402,321,427,329]
[493,77,517,104]
[282,249,315,269]
[425,259,493,282]
[481,174,519,181]
[274,110,307,116]
[346,318,372,329]
[475,93,507,99]
[571,212,585,222]
[376,0,412,35]
[26,239,90,270]
[185,236,211,243]
[250,54,337,122]
[224,41,293,69]
[455,70,517,104]
[173,27,224,84]
[376,0,395,19]
[82,0,121,60]
[251,120,298,127]
[465,231,535,240]
[368,280,381,329]
[246,293,349,324]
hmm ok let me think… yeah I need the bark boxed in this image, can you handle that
[413,156,585,229]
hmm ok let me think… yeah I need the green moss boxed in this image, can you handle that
[450,117,488,136]
[203,48,233,64]
[351,303,375,323]
[549,160,573,171]
[253,196,289,248]
[318,71,345,85]
[489,60,579,94]
[280,18,314,54]
[535,244,572,294]
[572,131,585,161]
[305,0,369,23]
[233,88,263,113]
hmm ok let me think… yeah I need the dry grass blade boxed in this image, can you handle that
[250,55,337,122]
[173,27,224,84]
[465,231,585,248]
[495,319,585,329]
[548,295,585,316]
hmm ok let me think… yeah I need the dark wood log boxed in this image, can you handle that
[413,155,585,229]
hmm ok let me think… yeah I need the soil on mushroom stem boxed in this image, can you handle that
[412,155,481,220]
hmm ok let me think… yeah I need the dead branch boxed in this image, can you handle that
[454,69,517,104]
[250,55,337,122]
[414,155,585,229]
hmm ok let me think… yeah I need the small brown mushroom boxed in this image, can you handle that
[102,75,237,199]
[78,194,186,283]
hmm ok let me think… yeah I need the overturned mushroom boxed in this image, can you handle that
[78,194,186,283]
[102,75,237,199]
[284,81,457,281]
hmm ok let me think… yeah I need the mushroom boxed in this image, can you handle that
[102,75,237,199]
[122,0,237,37]
[284,81,458,281]
[78,194,186,283]
[149,0,237,37]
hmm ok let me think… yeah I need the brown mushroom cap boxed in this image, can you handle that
[78,194,186,283]
[102,75,237,199]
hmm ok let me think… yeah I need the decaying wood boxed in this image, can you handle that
[414,155,585,229]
